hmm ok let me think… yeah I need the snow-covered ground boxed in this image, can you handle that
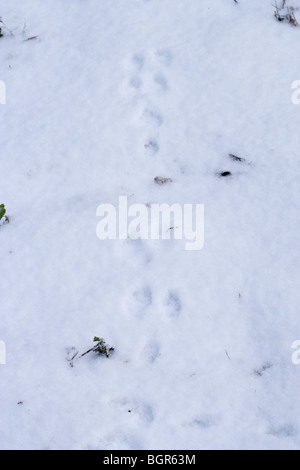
[0,0,300,450]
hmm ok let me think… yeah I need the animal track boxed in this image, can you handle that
[155,49,173,67]
[141,340,161,364]
[130,285,153,318]
[134,285,152,306]
[144,138,160,154]
[122,49,173,154]
[165,291,182,319]
[129,76,142,90]
[131,53,145,72]
[192,414,217,429]
[268,424,296,438]
[154,73,168,92]
[129,403,154,426]
[124,51,170,97]
[142,108,164,127]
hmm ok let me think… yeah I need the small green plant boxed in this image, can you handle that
[0,204,9,224]
[0,204,6,220]
[80,337,114,358]
[67,337,114,367]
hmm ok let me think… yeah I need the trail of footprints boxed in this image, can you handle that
[122,49,252,367]
[132,285,182,320]
[124,48,173,156]
[122,49,181,365]
[130,285,182,364]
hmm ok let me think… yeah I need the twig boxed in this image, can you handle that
[79,347,95,358]
[24,36,38,41]
[225,350,231,360]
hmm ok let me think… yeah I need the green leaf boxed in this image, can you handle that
[93,336,101,342]
[0,204,6,221]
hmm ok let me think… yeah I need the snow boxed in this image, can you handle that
[0,0,300,450]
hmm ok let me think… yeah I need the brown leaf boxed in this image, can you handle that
[154,176,173,185]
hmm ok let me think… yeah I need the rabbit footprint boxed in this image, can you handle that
[165,291,182,319]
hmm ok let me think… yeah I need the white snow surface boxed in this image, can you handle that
[0,0,300,450]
